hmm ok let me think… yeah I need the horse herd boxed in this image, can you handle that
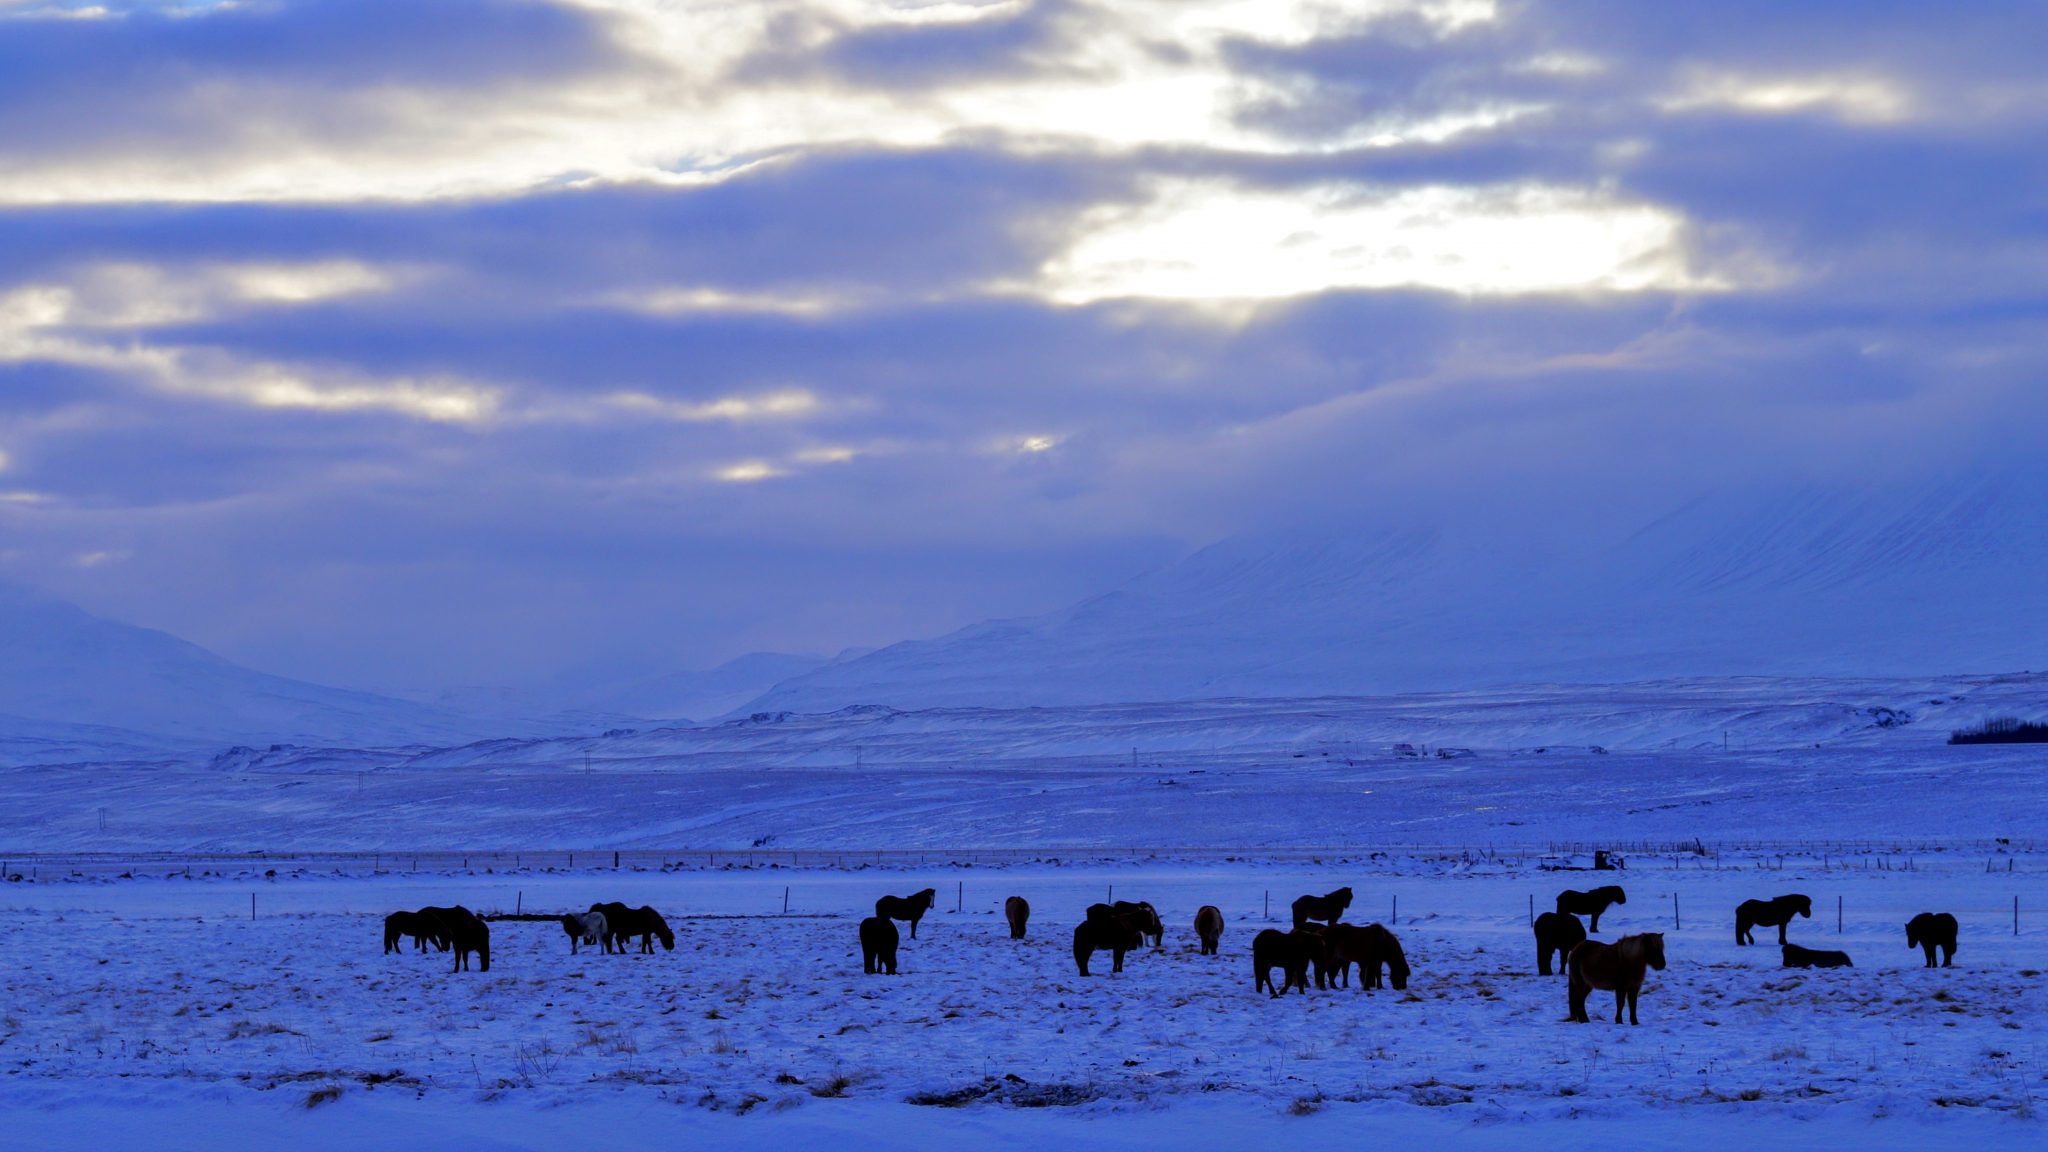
[386,882,1966,1025]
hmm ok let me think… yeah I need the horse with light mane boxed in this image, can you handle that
[1567,932,1665,1024]
[561,910,609,954]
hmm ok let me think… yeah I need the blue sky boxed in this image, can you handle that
[0,0,2041,692]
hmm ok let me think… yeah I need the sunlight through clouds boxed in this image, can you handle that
[1663,71,1914,125]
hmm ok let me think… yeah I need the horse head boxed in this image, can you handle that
[1792,895,1813,918]
[1330,887,1354,913]
[1641,932,1667,970]
[1603,886,1627,904]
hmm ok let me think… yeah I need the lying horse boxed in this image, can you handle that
[383,909,448,954]
[875,888,937,939]
[1005,896,1030,940]
[1327,923,1409,991]
[1783,943,1852,968]
[1073,904,1143,976]
[1291,887,1353,928]
[1736,894,1811,946]
[1194,905,1224,955]
[1567,933,1664,1024]
[429,905,490,973]
[590,902,675,953]
[1533,911,1587,977]
[860,915,899,974]
[1906,912,1958,968]
[1112,900,1163,949]
[560,910,608,955]
[1252,927,1327,997]
[1555,885,1626,933]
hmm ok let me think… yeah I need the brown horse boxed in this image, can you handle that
[383,909,448,954]
[429,906,490,973]
[876,889,937,939]
[1252,927,1327,997]
[1736,894,1811,946]
[589,902,675,953]
[1555,885,1626,933]
[1291,887,1352,927]
[1073,905,1143,976]
[1112,900,1163,949]
[1005,896,1030,939]
[1533,911,1586,976]
[1567,932,1664,1024]
[1326,922,1409,991]
[1906,912,1957,968]
[1194,905,1224,955]
[1783,943,1852,968]
[860,915,899,974]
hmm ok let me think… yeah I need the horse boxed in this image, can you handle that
[1736,894,1811,946]
[589,902,675,953]
[430,906,489,973]
[1194,905,1224,955]
[383,910,448,954]
[1533,911,1587,977]
[1555,885,1626,933]
[860,916,899,974]
[1783,943,1853,968]
[1005,896,1030,940]
[1072,904,1143,976]
[1252,928,1326,997]
[1566,933,1664,1024]
[1291,887,1353,928]
[875,889,937,939]
[560,911,608,955]
[1111,900,1164,949]
[1906,912,1958,968]
[1327,922,1410,991]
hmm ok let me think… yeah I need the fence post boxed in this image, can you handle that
[1837,895,1842,934]
[614,851,620,869]
[250,893,256,921]
[783,886,790,914]
[1528,894,1534,926]
[957,881,963,913]
[1392,895,1397,925]
[517,891,522,915]
[2017,895,2021,937]
[1673,891,1680,931]
[1264,890,1269,920]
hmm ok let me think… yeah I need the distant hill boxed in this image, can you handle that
[741,474,2048,713]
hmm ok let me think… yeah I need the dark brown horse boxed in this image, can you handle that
[1906,912,1958,968]
[1111,900,1163,949]
[1567,933,1664,1024]
[1073,904,1142,976]
[875,889,937,939]
[1736,894,1811,946]
[1005,896,1029,939]
[1252,927,1326,997]
[1291,887,1353,928]
[1327,922,1409,991]
[428,906,489,973]
[1194,905,1224,955]
[383,909,448,954]
[1533,911,1586,976]
[1555,885,1626,933]
[589,902,674,953]
[1783,943,1852,968]
[860,915,899,974]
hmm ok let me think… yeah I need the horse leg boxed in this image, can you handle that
[910,915,919,940]
[1568,977,1587,1023]
[1589,908,1601,933]
[1778,921,1789,946]
[1736,919,1749,946]
[1613,988,1626,1024]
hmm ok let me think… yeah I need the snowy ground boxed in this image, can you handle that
[4,856,2045,1148]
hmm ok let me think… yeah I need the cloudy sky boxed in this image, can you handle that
[0,0,2041,693]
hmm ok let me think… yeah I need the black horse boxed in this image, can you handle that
[1736,894,1811,945]
[1072,904,1143,976]
[875,889,937,939]
[383,909,449,954]
[859,915,899,974]
[1783,943,1852,968]
[1291,887,1353,928]
[1326,922,1409,991]
[1555,886,1626,933]
[423,905,489,973]
[1906,912,1958,968]
[1532,910,1587,976]
[1252,927,1326,997]
[1111,900,1164,949]
[590,902,675,953]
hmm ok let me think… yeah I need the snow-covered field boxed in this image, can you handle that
[4,855,2044,1148]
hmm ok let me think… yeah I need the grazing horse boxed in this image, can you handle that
[1783,943,1853,968]
[1906,912,1958,968]
[1291,887,1353,928]
[859,915,899,974]
[1736,894,1811,946]
[1112,900,1164,949]
[560,911,609,955]
[431,906,490,973]
[1555,886,1626,933]
[589,902,675,953]
[1533,911,1587,977]
[875,889,937,939]
[1194,905,1224,955]
[1072,904,1143,976]
[1567,933,1664,1024]
[1252,928,1326,997]
[1005,896,1030,940]
[383,910,448,954]
[1327,922,1410,991]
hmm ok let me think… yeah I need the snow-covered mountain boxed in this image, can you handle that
[427,651,833,727]
[0,581,552,749]
[742,474,2048,713]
